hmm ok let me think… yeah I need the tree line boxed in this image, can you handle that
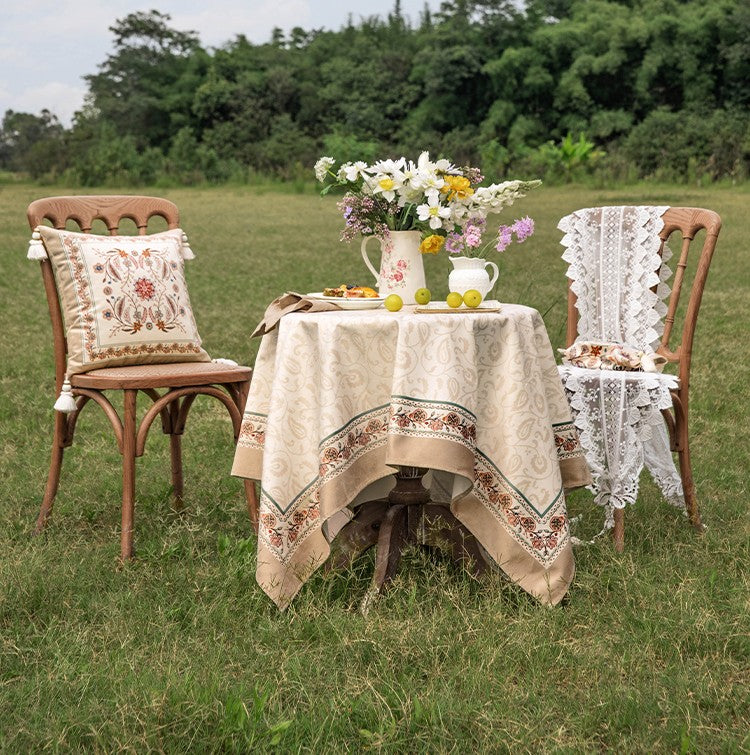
[1,0,748,186]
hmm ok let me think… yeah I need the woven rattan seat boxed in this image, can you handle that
[72,361,253,389]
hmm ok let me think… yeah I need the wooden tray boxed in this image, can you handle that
[415,300,501,314]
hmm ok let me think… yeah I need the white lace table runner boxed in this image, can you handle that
[558,206,686,531]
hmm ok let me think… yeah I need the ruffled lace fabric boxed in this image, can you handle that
[558,206,686,532]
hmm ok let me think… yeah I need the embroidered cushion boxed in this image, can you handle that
[38,226,210,375]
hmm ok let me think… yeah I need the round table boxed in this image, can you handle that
[232,303,590,610]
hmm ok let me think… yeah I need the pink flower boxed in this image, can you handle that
[465,226,482,247]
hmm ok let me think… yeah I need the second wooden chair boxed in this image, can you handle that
[557,205,721,549]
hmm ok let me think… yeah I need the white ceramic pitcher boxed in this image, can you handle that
[360,230,426,305]
[448,256,499,298]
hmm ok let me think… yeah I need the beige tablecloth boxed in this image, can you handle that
[232,304,590,609]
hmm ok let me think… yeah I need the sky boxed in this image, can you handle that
[0,0,440,126]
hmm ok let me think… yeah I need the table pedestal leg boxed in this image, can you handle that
[419,504,487,578]
[369,503,408,591]
[354,466,487,614]
[367,466,428,596]
[325,500,388,572]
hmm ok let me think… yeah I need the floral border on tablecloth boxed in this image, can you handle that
[552,420,583,461]
[258,405,391,562]
[473,451,568,565]
[389,396,569,566]
[238,411,267,450]
[249,396,572,566]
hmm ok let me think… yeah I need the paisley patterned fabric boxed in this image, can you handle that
[38,226,209,374]
[231,305,591,610]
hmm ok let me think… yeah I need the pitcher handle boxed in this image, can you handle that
[485,260,499,291]
[360,236,380,285]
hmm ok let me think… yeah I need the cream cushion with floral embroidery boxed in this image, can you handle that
[38,226,210,375]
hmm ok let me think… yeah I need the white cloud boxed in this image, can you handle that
[172,0,313,47]
[4,82,87,125]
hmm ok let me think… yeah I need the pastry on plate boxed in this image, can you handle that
[322,284,378,298]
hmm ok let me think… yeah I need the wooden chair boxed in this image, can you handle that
[561,206,721,549]
[27,195,258,559]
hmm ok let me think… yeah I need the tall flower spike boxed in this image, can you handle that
[27,229,47,260]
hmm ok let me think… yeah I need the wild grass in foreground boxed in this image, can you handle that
[0,183,748,752]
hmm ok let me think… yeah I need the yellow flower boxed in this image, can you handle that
[420,234,445,255]
[441,175,474,201]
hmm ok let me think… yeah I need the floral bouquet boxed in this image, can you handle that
[314,152,540,256]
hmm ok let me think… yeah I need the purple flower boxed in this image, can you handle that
[445,232,465,255]
[464,166,484,184]
[512,216,535,242]
[495,225,513,253]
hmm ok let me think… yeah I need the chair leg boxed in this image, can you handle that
[35,413,67,534]
[244,479,259,534]
[121,390,137,560]
[677,437,704,532]
[612,507,625,552]
[169,431,184,509]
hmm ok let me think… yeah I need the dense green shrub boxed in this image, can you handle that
[623,108,750,182]
[64,124,166,186]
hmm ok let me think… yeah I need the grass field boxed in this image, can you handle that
[0,182,748,752]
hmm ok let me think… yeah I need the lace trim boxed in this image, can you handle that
[559,365,684,532]
[557,206,686,537]
[558,205,671,350]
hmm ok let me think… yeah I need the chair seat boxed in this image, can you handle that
[71,361,252,390]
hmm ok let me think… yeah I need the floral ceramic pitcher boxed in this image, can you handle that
[360,230,426,305]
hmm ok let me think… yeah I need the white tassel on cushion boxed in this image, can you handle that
[53,379,77,413]
[27,230,47,260]
[180,232,195,260]
[212,358,238,366]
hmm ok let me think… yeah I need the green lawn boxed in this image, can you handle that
[0,182,748,752]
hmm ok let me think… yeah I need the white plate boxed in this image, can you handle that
[307,292,385,310]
